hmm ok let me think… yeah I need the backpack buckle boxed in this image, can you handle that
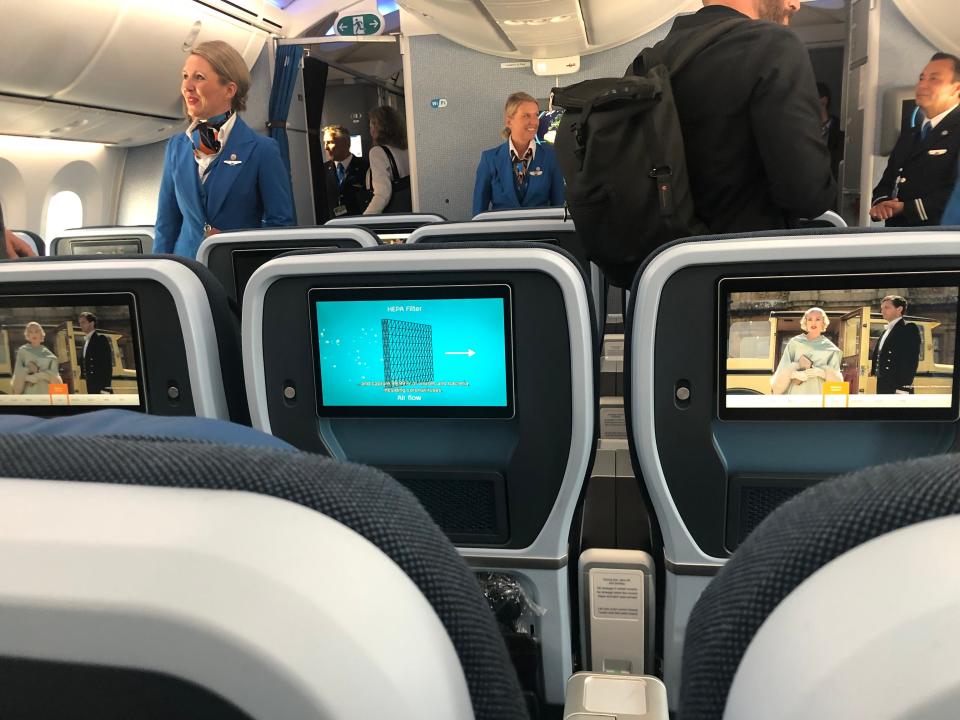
[648,166,673,179]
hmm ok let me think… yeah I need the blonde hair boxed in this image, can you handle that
[24,321,45,340]
[501,92,539,140]
[189,40,251,113]
[800,307,830,332]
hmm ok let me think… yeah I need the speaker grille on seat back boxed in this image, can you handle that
[738,486,803,544]
[727,476,822,551]
[385,469,509,545]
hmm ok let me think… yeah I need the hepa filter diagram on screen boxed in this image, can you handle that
[310,284,515,418]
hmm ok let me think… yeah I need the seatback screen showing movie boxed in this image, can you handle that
[70,238,144,255]
[0,293,146,414]
[310,284,514,417]
[719,273,960,420]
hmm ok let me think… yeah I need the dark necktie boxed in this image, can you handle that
[336,162,346,185]
[920,121,932,142]
[511,147,533,196]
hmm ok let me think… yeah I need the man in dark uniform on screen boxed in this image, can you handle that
[870,53,960,226]
[322,125,370,218]
[78,312,113,395]
[871,295,921,394]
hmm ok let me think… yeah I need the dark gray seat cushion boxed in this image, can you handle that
[680,453,960,720]
[0,434,529,720]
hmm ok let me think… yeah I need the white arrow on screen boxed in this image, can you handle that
[445,349,476,357]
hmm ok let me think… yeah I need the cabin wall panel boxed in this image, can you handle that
[117,141,167,226]
[0,138,123,241]
[874,0,936,159]
[407,25,670,221]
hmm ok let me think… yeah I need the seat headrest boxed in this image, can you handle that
[0,433,529,720]
[680,453,960,720]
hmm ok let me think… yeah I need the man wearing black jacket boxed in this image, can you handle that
[871,295,921,395]
[870,53,960,226]
[78,312,114,395]
[322,125,370,219]
[645,0,836,233]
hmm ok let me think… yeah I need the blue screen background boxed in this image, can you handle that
[315,297,509,407]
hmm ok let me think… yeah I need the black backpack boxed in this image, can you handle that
[379,145,412,213]
[551,18,747,287]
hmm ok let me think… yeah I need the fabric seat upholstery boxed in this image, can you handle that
[0,433,529,720]
[680,454,960,720]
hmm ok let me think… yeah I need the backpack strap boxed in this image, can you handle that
[379,145,400,181]
[633,17,750,77]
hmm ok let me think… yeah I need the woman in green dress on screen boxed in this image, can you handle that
[11,322,62,395]
[771,307,842,395]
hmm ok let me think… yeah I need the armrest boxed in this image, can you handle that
[563,672,668,719]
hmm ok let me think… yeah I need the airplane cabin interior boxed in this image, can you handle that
[1,1,960,718]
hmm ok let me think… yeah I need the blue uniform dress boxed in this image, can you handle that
[154,115,295,258]
[771,334,843,395]
[472,142,565,216]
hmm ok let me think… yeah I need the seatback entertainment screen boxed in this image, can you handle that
[0,293,146,414]
[70,239,143,255]
[310,284,514,417]
[719,273,960,420]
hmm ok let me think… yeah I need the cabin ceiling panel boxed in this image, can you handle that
[580,0,699,49]
[891,0,960,57]
[397,0,706,59]
[397,0,516,55]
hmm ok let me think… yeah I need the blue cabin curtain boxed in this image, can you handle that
[268,44,305,181]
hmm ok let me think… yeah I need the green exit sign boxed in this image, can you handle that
[336,13,383,36]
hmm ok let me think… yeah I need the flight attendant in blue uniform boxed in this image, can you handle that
[155,40,294,259]
[472,92,566,216]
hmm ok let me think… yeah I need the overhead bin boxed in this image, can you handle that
[0,0,284,146]
[892,0,960,57]
[396,0,700,60]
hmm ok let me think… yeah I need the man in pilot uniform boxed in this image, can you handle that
[871,53,960,226]
[871,295,921,395]
[322,125,370,219]
[78,312,114,395]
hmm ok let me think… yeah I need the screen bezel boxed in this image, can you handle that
[231,246,342,303]
[308,283,516,419]
[717,271,960,421]
[67,238,145,255]
[0,291,148,415]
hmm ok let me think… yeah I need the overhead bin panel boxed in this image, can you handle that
[399,0,708,59]
[2,0,122,97]
[580,0,699,48]
[485,0,588,58]
[398,0,516,54]
[0,96,184,147]
[56,0,269,120]
[892,0,960,57]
